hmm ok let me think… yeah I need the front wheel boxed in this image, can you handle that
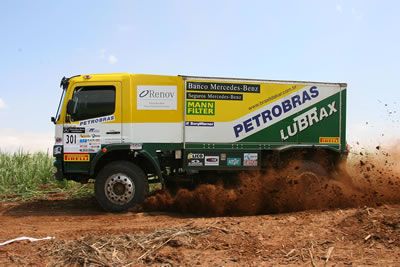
[95,161,148,212]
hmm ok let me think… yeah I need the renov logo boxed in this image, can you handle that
[139,90,150,97]
[139,89,175,99]
[137,85,177,110]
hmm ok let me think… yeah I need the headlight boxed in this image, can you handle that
[53,145,63,156]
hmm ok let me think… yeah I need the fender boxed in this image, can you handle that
[136,149,165,185]
[89,144,164,185]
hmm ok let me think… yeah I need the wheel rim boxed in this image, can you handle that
[104,173,135,205]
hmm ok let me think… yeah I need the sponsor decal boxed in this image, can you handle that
[175,150,182,159]
[64,153,90,162]
[233,86,319,138]
[79,148,97,153]
[280,101,338,141]
[319,137,340,144]
[186,92,243,101]
[185,121,214,127]
[248,85,298,111]
[227,157,241,166]
[53,145,63,156]
[220,153,227,161]
[88,128,100,133]
[104,138,120,144]
[186,81,260,93]
[55,137,62,144]
[188,159,203,166]
[64,128,101,153]
[79,115,115,126]
[243,153,258,166]
[83,138,100,142]
[137,85,177,110]
[130,143,143,150]
[186,101,215,115]
[204,156,219,166]
[78,136,101,152]
[187,153,205,160]
[88,142,99,146]
[63,127,85,133]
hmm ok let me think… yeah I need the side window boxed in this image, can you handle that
[70,86,115,121]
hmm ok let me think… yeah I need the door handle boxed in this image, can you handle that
[106,131,120,135]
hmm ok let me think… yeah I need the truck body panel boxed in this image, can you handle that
[53,73,346,178]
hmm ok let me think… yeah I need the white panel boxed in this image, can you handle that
[137,86,177,110]
[123,123,183,143]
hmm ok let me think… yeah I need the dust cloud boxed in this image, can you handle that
[144,143,400,216]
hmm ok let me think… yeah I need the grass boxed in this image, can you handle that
[0,151,92,201]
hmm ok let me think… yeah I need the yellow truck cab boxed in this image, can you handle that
[52,73,347,212]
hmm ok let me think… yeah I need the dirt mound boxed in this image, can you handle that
[144,145,400,216]
[338,206,400,247]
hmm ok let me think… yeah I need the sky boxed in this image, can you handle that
[0,0,399,152]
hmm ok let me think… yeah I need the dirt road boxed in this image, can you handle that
[0,198,399,266]
[1,145,399,266]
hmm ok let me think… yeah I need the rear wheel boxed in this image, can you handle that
[284,160,329,192]
[95,161,148,212]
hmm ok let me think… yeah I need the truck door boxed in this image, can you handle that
[63,82,122,162]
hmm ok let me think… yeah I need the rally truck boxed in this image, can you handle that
[51,73,347,212]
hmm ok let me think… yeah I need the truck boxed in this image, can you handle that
[51,73,347,212]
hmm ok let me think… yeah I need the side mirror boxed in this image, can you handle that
[66,100,75,116]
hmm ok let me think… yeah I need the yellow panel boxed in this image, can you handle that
[185,79,307,122]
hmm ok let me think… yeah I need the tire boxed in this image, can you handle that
[95,161,149,212]
[284,160,329,192]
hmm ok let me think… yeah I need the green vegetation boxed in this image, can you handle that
[0,151,92,201]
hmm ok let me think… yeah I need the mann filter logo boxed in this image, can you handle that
[280,101,338,140]
[186,101,215,115]
[233,87,319,138]
[319,137,340,144]
[187,81,260,93]
[137,85,177,110]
